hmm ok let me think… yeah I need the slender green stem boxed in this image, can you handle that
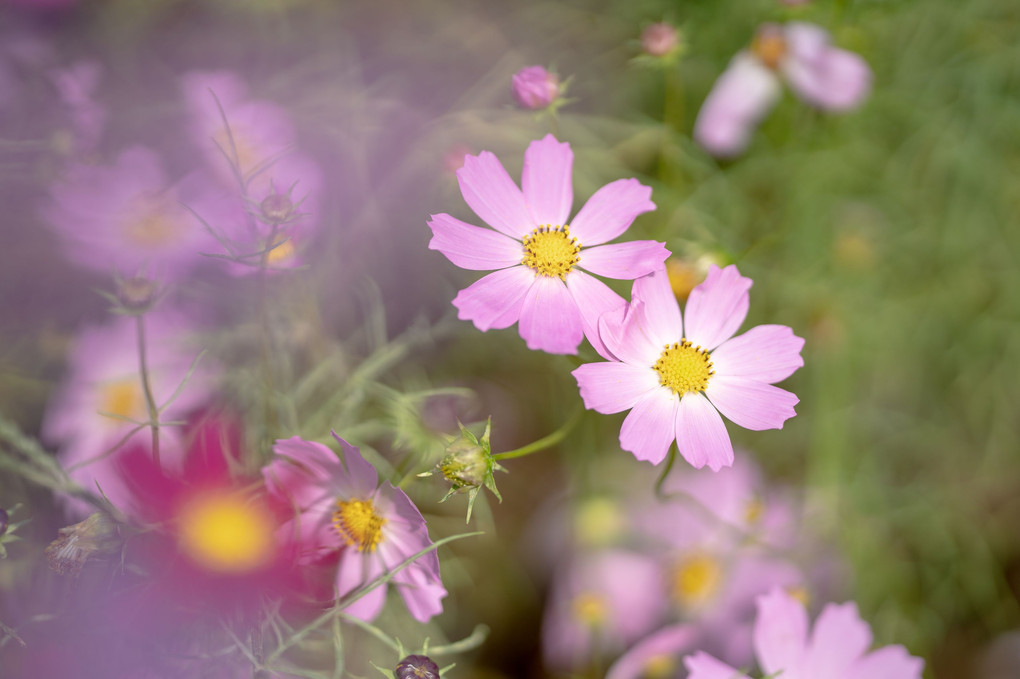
[492,406,583,461]
[654,445,677,499]
[135,314,161,470]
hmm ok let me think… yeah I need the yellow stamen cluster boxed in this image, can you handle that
[333,498,387,552]
[99,378,144,422]
[672,553,722,607]
[751,28,788,70]
[123,208,179,248]
[653,340,714,395]
[572,591,608,626]
[521,225,581,279]
[643,655,679,679]
[177,494,274,573]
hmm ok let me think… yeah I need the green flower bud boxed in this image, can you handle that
[420,418,506,523]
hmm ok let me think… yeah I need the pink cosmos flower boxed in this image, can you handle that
[262,434,447,623]
[428,134,668,356]
[42,146,214,280]
[607,625,701,679]
[42,311,219,516]
[694,22,872,157]
[684,587,925,679]
[572,265,804,469]
[512,66,561,109]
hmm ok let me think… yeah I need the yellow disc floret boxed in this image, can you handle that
[99,378,145,423]
[653,340,714,395]
[751,25,787,70]
[521,225,581,279]
[177,493,274,573]
[643,654,679,679]
[672,553,722,607]
[333,498,387,552]
[571,591,608,626]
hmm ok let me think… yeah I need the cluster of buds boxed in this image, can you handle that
[420,418,505,523]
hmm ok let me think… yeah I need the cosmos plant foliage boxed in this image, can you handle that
[0,1,941,679]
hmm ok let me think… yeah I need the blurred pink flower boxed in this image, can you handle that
[42,146,214,280]
[262,434,447,623]
[512,65,561,109]
[607,625,700,679]
[428,134,667,355]
[43,311,219,516]
[694,22,872,157]
[572,265,803,469]
[684,587,925,679]
[48,59,105,155]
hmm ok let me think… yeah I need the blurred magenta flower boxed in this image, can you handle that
[684,587,925,679]
[428,134,667,355]
[43,312,219,515]
[572,265,803,469]
[42,146,214,280]
[262,433,447,623]
[694,22,872,157]
[512,65,561,109]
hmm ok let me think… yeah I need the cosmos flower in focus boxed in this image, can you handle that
[263,434,447,623]
[428,134,668,356]
[572,266,803,469]
[512,65,562,110]
[694,22,872,157]
[684,587,925,679]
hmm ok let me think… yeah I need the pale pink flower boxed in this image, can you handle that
[262,434,447,623]
[572,265,803,469]
[512,66,561,109]
[684,587,925,679]
[694,22,872,157]
[607,625,701,679]
[428,134,668,356]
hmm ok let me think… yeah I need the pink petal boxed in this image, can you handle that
[336,553,387,621]
[452,266,534,331]
[711,324,805,384]
[457,150,533,239]
[607,625,700,679]
[783,23,871,111]
[569,178,655,246]
[522,134,573,227]
[427,213,523,271]
[578,241,670,281]
[518,275,584,354]
[694,52,782,158]
[705,377,799,431]
[675,392,734,471]
[565,269,626,359]
[753,587,809,676]
[573,362,660,414]
[619,388,678,464]
[804,602,872,678]
[331,432,380,495]
[683,652,751,679]
[632,268,683,347]
[599,298,663,367]
[848,645,925,679]
[263,439,336,510]
[683,264,752,350]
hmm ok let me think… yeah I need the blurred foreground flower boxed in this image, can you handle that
[684,587,924,679]
[428,134,667,355]
[573,266,803,469]
[512,65,562,110]
[694,22,871,157]
[263,434,447,622]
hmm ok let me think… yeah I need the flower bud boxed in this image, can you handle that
[259,191,295,225]
[395,654,440,679]
[641,22,680,57]
[420,418,505,522]
[116,275,159,311]
[512,66,561,110]
[44,512,121,576]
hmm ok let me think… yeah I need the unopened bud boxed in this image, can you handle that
[395,654,440,679]
[44,512,121,576]
[419,418,505,522]
[512,66,561,110]
[641,23,681,57]
[116,275,158,311]
[259,191,295,225]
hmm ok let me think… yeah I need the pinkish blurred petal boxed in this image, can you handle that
[452,266,534,331]
[711,324,805,384]
[522,134,573,226]
[427,213,524,270]
[848,645,925,679]
[620,388,678,464]
[683,652,750,679]
[706,377,799,431]
[518,275,584,354]
[694,53,781,158]
[579,241,670,281]
[607,625,700,679]
[331,432,381,495]
[676,392,734,471]
[264,437,340,508]
[572,362,660,414]
[457,150,533,239]
[804,602,872,677]
[783,23,872,111]
[336,553,387,621]
[632,268,683,347]
[569,178,655,246]
[753,587,809,676]
[683,265,752,350]
[565,270,626,359]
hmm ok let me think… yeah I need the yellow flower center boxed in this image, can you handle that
[751,27,788,70]
[571,591,608,626]
[653,340,714,395]
[745,497,765,525]
[333,499,386,552]
[642,655,678,679]
[99,378,145,423]
[264,235,295,265]
[177,493,274,573]
[122,202,182,248]
[666,260,699,301]
[672,553,721,607]
[521,225,581,279]
[214,126,262,176]
[787,585,810,607]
